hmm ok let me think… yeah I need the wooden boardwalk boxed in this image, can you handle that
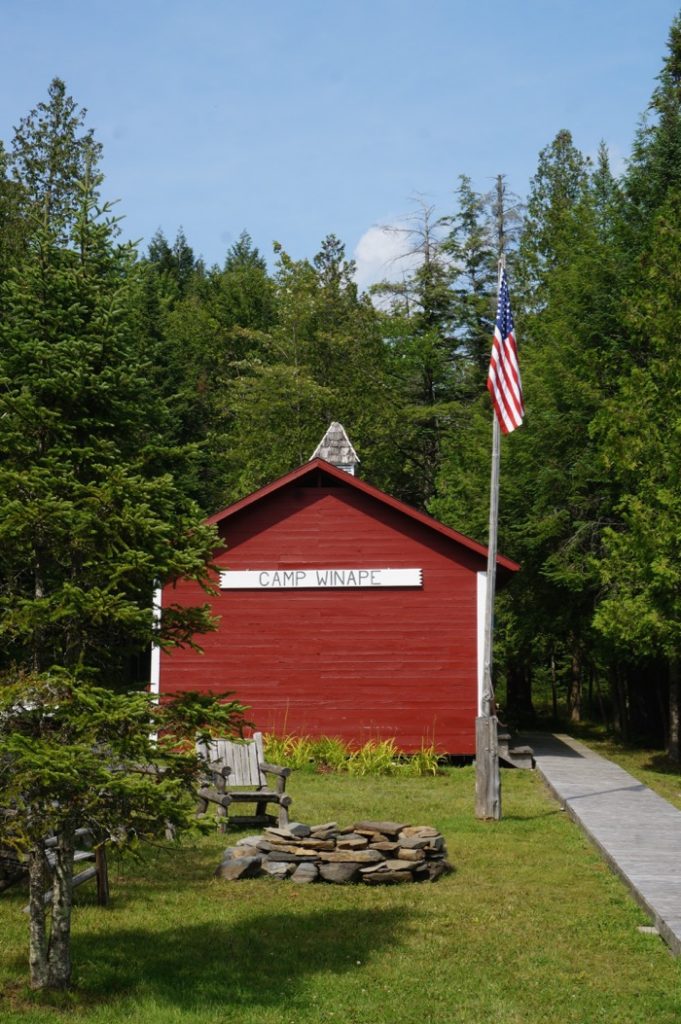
[531,733,681,955]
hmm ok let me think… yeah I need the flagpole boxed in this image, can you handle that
[475,258,504,821]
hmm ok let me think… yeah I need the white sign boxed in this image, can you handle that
[219,568,422,590]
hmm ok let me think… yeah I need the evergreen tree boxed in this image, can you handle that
[147,226,202,301]
[371,201,462,508]
[492,134,622,721]
[594,192,681,758]
[443,175,498,380]
[627,15,681,237]
[0,140,26,290]
[1,675,246,990]
[0,105,217,683]
[10,78,102,242]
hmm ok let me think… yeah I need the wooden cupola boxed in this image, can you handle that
[310,422,360,476]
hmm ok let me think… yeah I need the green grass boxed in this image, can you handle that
[2,768,680,1023]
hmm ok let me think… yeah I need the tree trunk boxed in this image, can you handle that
[611,666,629,741]
[47,829,75,989]
[550,652,558,720]
[506,659,534,720]
[668,659,680,765]
[569,646,582,723]
[27,844,49,990]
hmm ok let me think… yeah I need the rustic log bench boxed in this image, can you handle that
[196,732,292,829]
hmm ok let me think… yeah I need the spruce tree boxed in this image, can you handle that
[0,81,239,990]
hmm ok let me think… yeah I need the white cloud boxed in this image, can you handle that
[605,142,627,179]
[353,223,422,295]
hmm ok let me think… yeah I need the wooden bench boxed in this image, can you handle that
[196,732,292,829]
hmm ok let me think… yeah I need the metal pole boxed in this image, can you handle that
[475,259,504,821]
[482,413,500,718]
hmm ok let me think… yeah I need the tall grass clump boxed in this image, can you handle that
[264,733,441,776]
[262,733,315,769]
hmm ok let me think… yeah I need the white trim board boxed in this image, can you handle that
[219,568,422,590]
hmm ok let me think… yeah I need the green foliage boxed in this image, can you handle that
[0,140,218,681]
[9,77,102,242]
[593,193,681,661]
[0,672,248,853]
[0,669,248,989]
[628,14,681,237]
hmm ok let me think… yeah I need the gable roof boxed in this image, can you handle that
[206,458,520,575]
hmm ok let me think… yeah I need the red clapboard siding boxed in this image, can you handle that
[159,464,517,754]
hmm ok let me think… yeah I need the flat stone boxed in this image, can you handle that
[380,858,420,872]
[222,845,260,860]
[286,822,312,838]
[236,835,264,847]
[264,834,334,850]
[257,840,318,856]
[363,870,414,885]
[369,841,400,853]
[296,837,336,851]
[310,822,338,834]
[319,849,384,864]
[401,826,441,839]
[359,861,390,875]
[398,836,430,850]
[214,856,262,880]
[354,820,409,837]
[265,850,319,863]
[319,862,361,884]
[425,837,445,853]
[336,835,369,850]
[291,862,318,884]
[397,848,426,862]
[264,827,295,840]
[262,860,295,879]
[308,828,338,841]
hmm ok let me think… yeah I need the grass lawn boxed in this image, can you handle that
[1,767,680,1024]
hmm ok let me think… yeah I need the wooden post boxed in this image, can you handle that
[95,845,109,906]
[475,716,500,820]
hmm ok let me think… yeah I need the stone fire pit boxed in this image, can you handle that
[215,819,452,884]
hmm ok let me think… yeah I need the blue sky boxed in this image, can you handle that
[2,1,679,288]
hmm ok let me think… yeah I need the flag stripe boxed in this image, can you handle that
[487,270,524,434]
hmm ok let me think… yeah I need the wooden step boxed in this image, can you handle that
[499,745,535,770]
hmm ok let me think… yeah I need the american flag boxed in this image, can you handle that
[487,269,524,433]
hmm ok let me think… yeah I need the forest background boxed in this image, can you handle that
[1,18,680,762]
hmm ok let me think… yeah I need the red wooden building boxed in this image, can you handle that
[155,425,518,754]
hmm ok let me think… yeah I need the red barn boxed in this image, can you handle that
[155,425,518,754]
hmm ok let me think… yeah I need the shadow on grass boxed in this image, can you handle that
[501,809,561,822]
[642,752,681,777]
[67,905,411,1012]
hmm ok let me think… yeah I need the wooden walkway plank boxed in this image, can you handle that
[531,733,681,956]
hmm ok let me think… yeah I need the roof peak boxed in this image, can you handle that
[310,422,360,475]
